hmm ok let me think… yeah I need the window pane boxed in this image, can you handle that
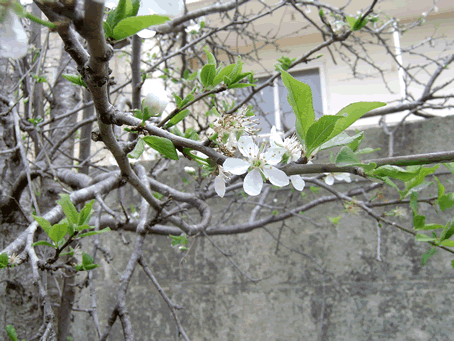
[278,68,323,131]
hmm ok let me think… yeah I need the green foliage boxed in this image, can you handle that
[170,234,188,251]
[143,136,179,160]
[112,15,170,41]
[328,215,341,226]
[128,137,145,159]
[62,74,87,88]
[0,252,8,269]
[5,324,26,341]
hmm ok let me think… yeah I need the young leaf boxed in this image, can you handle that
[213,64,235,86]
[112,15,170,41]
[82,252,95,266]
[165,109,190,128]
[78,199,95,226]
[320,131,363,151]
[413,215,426,230]
[57,193,79,226]
[62,74,87,88]
[305,115,343,153]
[200,64,216,88]
[327,102,386,141]
[112,0,128,29]
[415,233,437,242]
[48,222,69,244]
[355,147,380,155]
[33,215,52,234]
[204,47,216,66]
[31,240,57,248]
[421,247,437,266]
[0,253,9,269]
[143,136,179,160]
[103,21,113,38]
[228,83,256,89]
[443,162,454,174]
[328,215,341,225]
[128,137,145,159]
[335,146,360,166]
[279,69,315,141]
[5,324,18,341]
[78,227,111,239]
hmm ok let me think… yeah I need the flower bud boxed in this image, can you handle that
[184,166,197,177]
[142,92,169,116]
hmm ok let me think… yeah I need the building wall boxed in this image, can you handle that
[71,114,454,340]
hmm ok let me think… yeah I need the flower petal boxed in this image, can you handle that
[324,174,334,186]
[270,126,284,148]
[334,173,351,183]
[238,135,258,158]
[262,166,289,187]
[290,175,305,191]
[214,176,226,197]
[262,147,285,165]
[243,168,263,196]
[223,158,250,175]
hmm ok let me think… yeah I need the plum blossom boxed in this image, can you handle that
[142,91,168,116]
[222,136,289,196]
[324,172,351,186]
[211,106,259,154]
[213,166,231,198]
[270,126,305,191]
[0,4,28,59]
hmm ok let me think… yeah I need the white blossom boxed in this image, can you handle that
[324,173,351,186]
[270,126,305,191]
[0,5,28,59]
[214,166,231,198]
[222,136,289,196]
[184,166,197,176]
[142,91,169,116]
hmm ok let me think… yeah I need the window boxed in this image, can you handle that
[241,67,326,136]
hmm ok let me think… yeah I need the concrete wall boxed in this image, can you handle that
[70,114,454,340]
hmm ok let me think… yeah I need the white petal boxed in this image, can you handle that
[262,166,289,187]
[270,126,284,148]
[262,147,285,165]
[243,169,263,196]
[290,175,305,191]
[334,173,351,183]
[325,174,334,186]
[238,135,258,158]
[214,176,226,198]
[223,158,250,175]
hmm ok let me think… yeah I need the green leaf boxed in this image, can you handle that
[438,193,454,212]
[279,69,315,141]
[128,137,145,159]
[62,74,87,88]
[415,233,437,242]
[417,223,445,231]
[31,240,56,248]
[356,147,381,155]
[443,162,454,174]
[200,64,216,88]
[82,252,94,266]
[413,215,426,230]
[131,0,140,16]
[6,324,18,341]
[57,194,79,226]
[368,165,421,182]
[78,200,95,226]
[410,192,418,214]
[401,165,439,198]
[320,131,363,151]
[351,16,369,31]
[33,215,52,234]
[170,234,188,246]
[75,224,95,231]
[143,136,179,160]
[112,0,128,28]
[227,83,256,89]
[327,102,386,141]
[0,253,9,269]
[421,247,437,266]
[213,64,235,86]
[305,115,343,153]
[228,56,243,83]
[112,15,170,41]
[84,264,100,271]
[309,186,319,193]
[439,221,451,243]
[165,109,190,128]
[48,222,69,244]
[362,162,377,173]
[444,220,454,240]
[103,21,113,38]
[78,227,111,239]
[204,47,216,66]
[347,130,364,152]
[440,240,454,247]
[335,146,360,166]
[328,215,341,225]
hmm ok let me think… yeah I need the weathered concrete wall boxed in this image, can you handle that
[72,115,454,341]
